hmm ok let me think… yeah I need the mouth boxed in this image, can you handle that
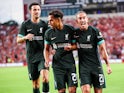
[35,13,40,16]
[80,22,86,25]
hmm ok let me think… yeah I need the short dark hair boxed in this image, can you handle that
[75,11,87,18]
[49,9,63,19]
[29,2,41,10]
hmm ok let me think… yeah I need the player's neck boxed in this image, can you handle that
[80,25,89,31]
[31,17,40,23]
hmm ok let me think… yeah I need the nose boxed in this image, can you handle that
[48,21,52,27]
[35,9,40,13]
[81,18,84,21]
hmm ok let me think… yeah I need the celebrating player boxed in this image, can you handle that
[75,11,112,93]
[44,9,78,93]
[17,2,49,93]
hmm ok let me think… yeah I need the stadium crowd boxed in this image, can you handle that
[0,16,124,63]
[64,16,124,61]
[0,20,26,63]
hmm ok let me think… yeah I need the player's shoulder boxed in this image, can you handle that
[64,24,74,30]
[21,19,31,25]
[25,19,31,23]
[74,27,80,31]
[89,26,101,38]
[64,24,75,34]
[22,19,47,25]
[39,19,47,24]
[45,27,53,34]
[89,26,99,32]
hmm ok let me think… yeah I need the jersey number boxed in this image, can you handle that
[71,73,77,84]
[99,74,104,85]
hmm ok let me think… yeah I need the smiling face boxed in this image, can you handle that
[29,5,41,20]
[48,10,64,30]
[48,15,57,29]
[76,12,89,30]
[48,15,63,30]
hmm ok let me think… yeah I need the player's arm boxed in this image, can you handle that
[64,27,77,51]
[71,43,77,50]
[95,28,112,74]
[17,36,26,43]
[17,34,34,43]
[64,43,77,51]
[99,42,112,74]
[17,21,27,43]
[44,43,51,67]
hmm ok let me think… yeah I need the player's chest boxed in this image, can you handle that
[49,30,70,43]
[26,24,44,35]
[77,31,95,44]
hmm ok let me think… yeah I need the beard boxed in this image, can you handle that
[79,22,88,30]
[34,13,40,19]
[80,21,87,25]
[35,16,39,20]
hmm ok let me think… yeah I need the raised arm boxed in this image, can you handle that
[17,33,34,43]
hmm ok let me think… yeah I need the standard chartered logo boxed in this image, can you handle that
[33,36,43,40]
[79,44,93,48]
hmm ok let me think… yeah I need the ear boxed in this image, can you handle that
[87,17,89,23]
[87,17,89,21]
[76,19,78,23]
[56,18,63,30]
[29,10,31,14]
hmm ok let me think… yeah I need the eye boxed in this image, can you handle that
[79,17,82,20]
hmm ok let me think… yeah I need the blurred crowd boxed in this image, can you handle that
[92,16,124,60]
[64,16,124,61]
[0,20,26,63]
[0,16,124,63]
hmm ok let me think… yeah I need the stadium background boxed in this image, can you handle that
[0,0,124,66]
[0,0,124,93]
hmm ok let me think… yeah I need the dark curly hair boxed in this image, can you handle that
[49,9,63,19]
[29,2,41,10]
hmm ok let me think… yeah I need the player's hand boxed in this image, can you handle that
[64,44,72,51]
[45,61,50,68]
[25,33,34,41]
[107,66,112,75]
[51,49,56,55]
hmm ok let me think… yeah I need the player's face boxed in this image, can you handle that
[76,13,89,30]
[30,5,41,19]
[48,15,58,29]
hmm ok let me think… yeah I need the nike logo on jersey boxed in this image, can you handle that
[74,35,79,38]
[51,37,56,40]
[27,29,32,32]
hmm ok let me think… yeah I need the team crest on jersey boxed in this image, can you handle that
[39,27,43,33]
[87,35,91,41]
[65,34,69,40]
[99,32,103,37]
